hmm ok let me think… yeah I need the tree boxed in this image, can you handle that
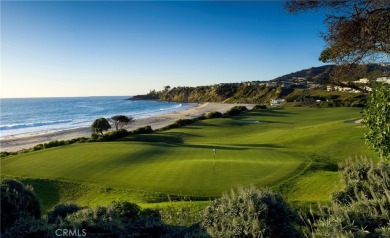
[362,83,390,160]
[110,115,134,130]
[91,118,111,135]
[286,0,390,82]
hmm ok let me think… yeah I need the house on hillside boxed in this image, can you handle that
[270,99,286,107]
[376,77,390,84]
[353,78,370,84]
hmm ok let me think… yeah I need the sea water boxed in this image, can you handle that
[0,96,194,138]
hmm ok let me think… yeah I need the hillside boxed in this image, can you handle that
[130,64,389,105]
[271,63,390,83]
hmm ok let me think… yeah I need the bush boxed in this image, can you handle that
[202,186,299,237]
[64,205,123,236]
[32,144,44,151]
[223,106,248,117]
[111,201,141,222]
[132,125,154,134]
[43,140,67,149]
[0,151,18,158]
[1,180,41,234]
[47,203,82,224]
[175,119,196,126]
[98,129,131,141]
[253,104,267,110]
[2,217,51,238]
[68,137,89,144]
[205,111,223,119]
[309,158,390,237]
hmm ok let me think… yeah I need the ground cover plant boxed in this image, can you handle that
[1,107,377,212]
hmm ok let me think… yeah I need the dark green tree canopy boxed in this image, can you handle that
[91,118,111,135]
[110,115,134,130]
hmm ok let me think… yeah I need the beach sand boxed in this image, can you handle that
[0,103,254,152]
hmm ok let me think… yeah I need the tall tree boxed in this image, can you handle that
[110,115,134,130]
[363,83,390,160]
[286,0,390,82]
[91,118,111,135]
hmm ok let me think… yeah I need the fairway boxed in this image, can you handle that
[1,107,377,208]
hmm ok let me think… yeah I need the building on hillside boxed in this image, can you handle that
[353,78,370,84]
[376,77,390,84]
[270,99,286,107]
[307,83,322,89]
[363,86,373,92]
[266,82,278,87]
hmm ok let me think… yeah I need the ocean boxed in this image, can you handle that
[0,96,194,138]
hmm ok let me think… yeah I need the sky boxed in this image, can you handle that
[1,1,328,98]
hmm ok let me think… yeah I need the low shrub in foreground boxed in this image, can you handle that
[306,158,390,237]
[2,217,52,238]
[1,180,42,234]
[202,186,300,238]
[47,203,82,224]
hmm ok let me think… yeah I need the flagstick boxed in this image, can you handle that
[213,153,215,174]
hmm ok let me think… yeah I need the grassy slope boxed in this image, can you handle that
[1,107,377,210]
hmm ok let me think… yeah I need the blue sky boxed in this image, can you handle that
[1,1,327,98]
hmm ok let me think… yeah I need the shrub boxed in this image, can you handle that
[309,158,390,237]
[68,137,89,144]
[253,104,267,110]
[202,186,299,237]
[43,140,67,149]
[1,180,41,234]
[110,200,141,221]
[223,106,248,117]
[175,119,196,126]
[64,205,123,236]
[205,111,223,119]
[32,144,44,151]
[91,132,100,140]
[99,129,130,141]
[2,217,51,238]
[47,203,82,224]
[132,125,154,134]
[0,151,17,158]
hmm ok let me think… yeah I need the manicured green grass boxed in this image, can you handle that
[1,107,377,210]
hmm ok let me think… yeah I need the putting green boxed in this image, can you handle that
[1,142,302,195]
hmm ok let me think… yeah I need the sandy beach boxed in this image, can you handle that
[0,103,254,152]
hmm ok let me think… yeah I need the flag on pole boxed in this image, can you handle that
[213,147,216,155]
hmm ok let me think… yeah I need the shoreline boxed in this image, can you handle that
[0,102,254,152]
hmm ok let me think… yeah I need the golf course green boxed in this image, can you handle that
[1,107,377,210]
